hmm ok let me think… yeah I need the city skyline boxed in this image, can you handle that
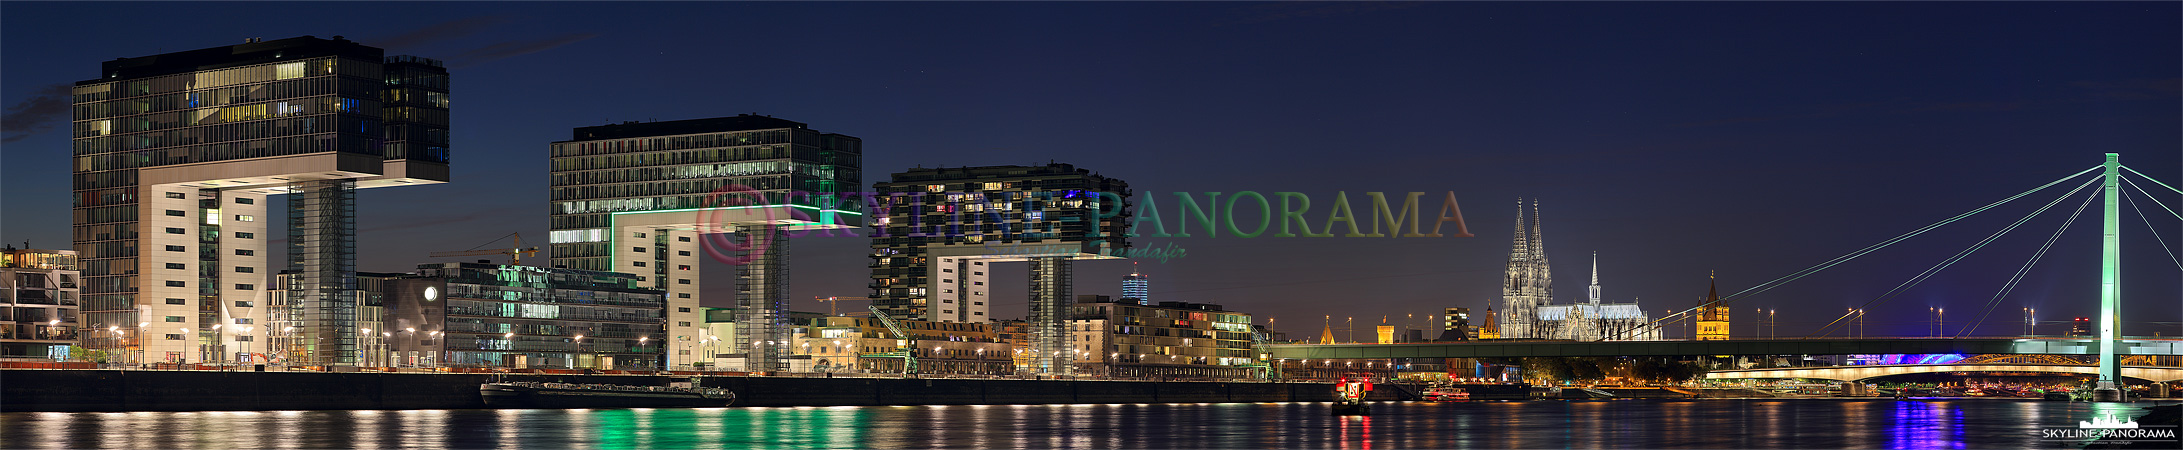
[4,2,2178,341]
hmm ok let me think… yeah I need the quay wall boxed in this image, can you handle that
[0,370,1332,412]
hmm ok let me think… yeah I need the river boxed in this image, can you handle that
[1,399,2169,448]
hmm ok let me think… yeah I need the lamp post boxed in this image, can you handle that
[639,336,650,370]
[135,322,149,366]
[285,326,298,366]
[504,332,517,369]
[428,331,442,368]
[105,325,120,366]
[571,334,585,369]
[2024,308,2036,335]
[1769,310,1776,340]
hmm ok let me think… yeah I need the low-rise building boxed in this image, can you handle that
[1068,296,1261,379]
[2,247,81,360]
[794,315,1011,375]
[274,263,667,369]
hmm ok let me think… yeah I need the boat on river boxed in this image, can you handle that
[480,381,735,408]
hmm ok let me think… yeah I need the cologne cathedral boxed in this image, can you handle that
[1500,199,1663,341]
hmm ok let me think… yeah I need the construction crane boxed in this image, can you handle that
[429,232,540,265]
[867,305,917,375]
[814,296,873,316]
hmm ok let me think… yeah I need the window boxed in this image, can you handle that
[943,268,954,273]
[974,302,984,306]
[165,263,186,269]
[166,298,186,305]
[164,316,184,322]
[235,198,253,205]
[677,265,691,270]
[235,266,254,273]
[973,262,984,266]
[974,272,983,276]
[235,232,254,239]
[678,236,691,242]
[234,215,254,222]
[236,284,254,290]
[677,293,691,298]
[635,232,647,238]
[165,210,186,217]
[235,318,252,324]
[677,321,691,327]
[165,281,186,287]
[235,301,254,308]
[677,250,691,256]
[166,227,187,234]
[678,307,692,313]
[632,261,646,267]
[633,247,646,253]
[166,245,186,252]
[165,192,186,199]
[235,249,254,256]
[677,279,690,285]
[165,334,184,340]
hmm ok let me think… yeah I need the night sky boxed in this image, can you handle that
[4,2,2178,341]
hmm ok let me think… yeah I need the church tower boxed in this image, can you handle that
[1696,273,1732,340]
[1500,199,1553,338]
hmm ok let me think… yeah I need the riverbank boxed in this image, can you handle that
[0,369,1333,412]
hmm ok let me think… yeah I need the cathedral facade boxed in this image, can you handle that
[1500,200,1663,341]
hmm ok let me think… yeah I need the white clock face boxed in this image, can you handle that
[424,286,439,302]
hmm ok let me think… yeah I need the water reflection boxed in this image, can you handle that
[3,399,2155,449]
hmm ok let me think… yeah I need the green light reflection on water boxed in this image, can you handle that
[582,407,870,449]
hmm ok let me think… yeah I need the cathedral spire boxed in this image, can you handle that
[1588,251,1601,305]
[1530,199,1551,304]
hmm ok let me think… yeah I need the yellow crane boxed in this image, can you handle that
[429,232,540,265]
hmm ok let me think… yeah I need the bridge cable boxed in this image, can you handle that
[2123,165,2183,195]
[2120,185,2183,272]
[1808,174,2104,338]
[1952,183,2101,338]
[1609,165,2104,340]
[2121,176,2183,222]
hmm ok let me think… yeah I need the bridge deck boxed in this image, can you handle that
[1266,338,2183,359]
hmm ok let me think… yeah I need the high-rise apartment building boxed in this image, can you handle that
[71,36,449,364]
[868,163,1132,374]
[547,115,862,372]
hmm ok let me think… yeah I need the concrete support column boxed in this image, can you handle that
[1028,256,1071,374]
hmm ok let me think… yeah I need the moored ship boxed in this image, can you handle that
[480,381,736,408]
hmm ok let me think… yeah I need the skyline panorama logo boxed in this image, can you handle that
[675,185,1478,265]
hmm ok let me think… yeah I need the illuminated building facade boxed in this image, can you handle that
[868,163,1132,374]
[1122,263,1149,305]
[1695,275,1731,341]
[317,262,665,369]
[1499,201,1659,341]
[1067,296,1259,379]
[2,248,82,359]
[792,316,1011,375]
[71,36,450,365]
[547,115,862,372]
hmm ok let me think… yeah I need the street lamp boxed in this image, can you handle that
[136,322,149,366]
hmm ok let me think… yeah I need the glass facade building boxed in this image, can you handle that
[70,36,450,364]
[1067,297,1259,379]
[373,263,666,369]
[547,115,861,372]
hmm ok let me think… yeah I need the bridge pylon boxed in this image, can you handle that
[2094,153,2122,401]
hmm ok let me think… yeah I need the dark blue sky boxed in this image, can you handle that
[4,2,2178,340]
